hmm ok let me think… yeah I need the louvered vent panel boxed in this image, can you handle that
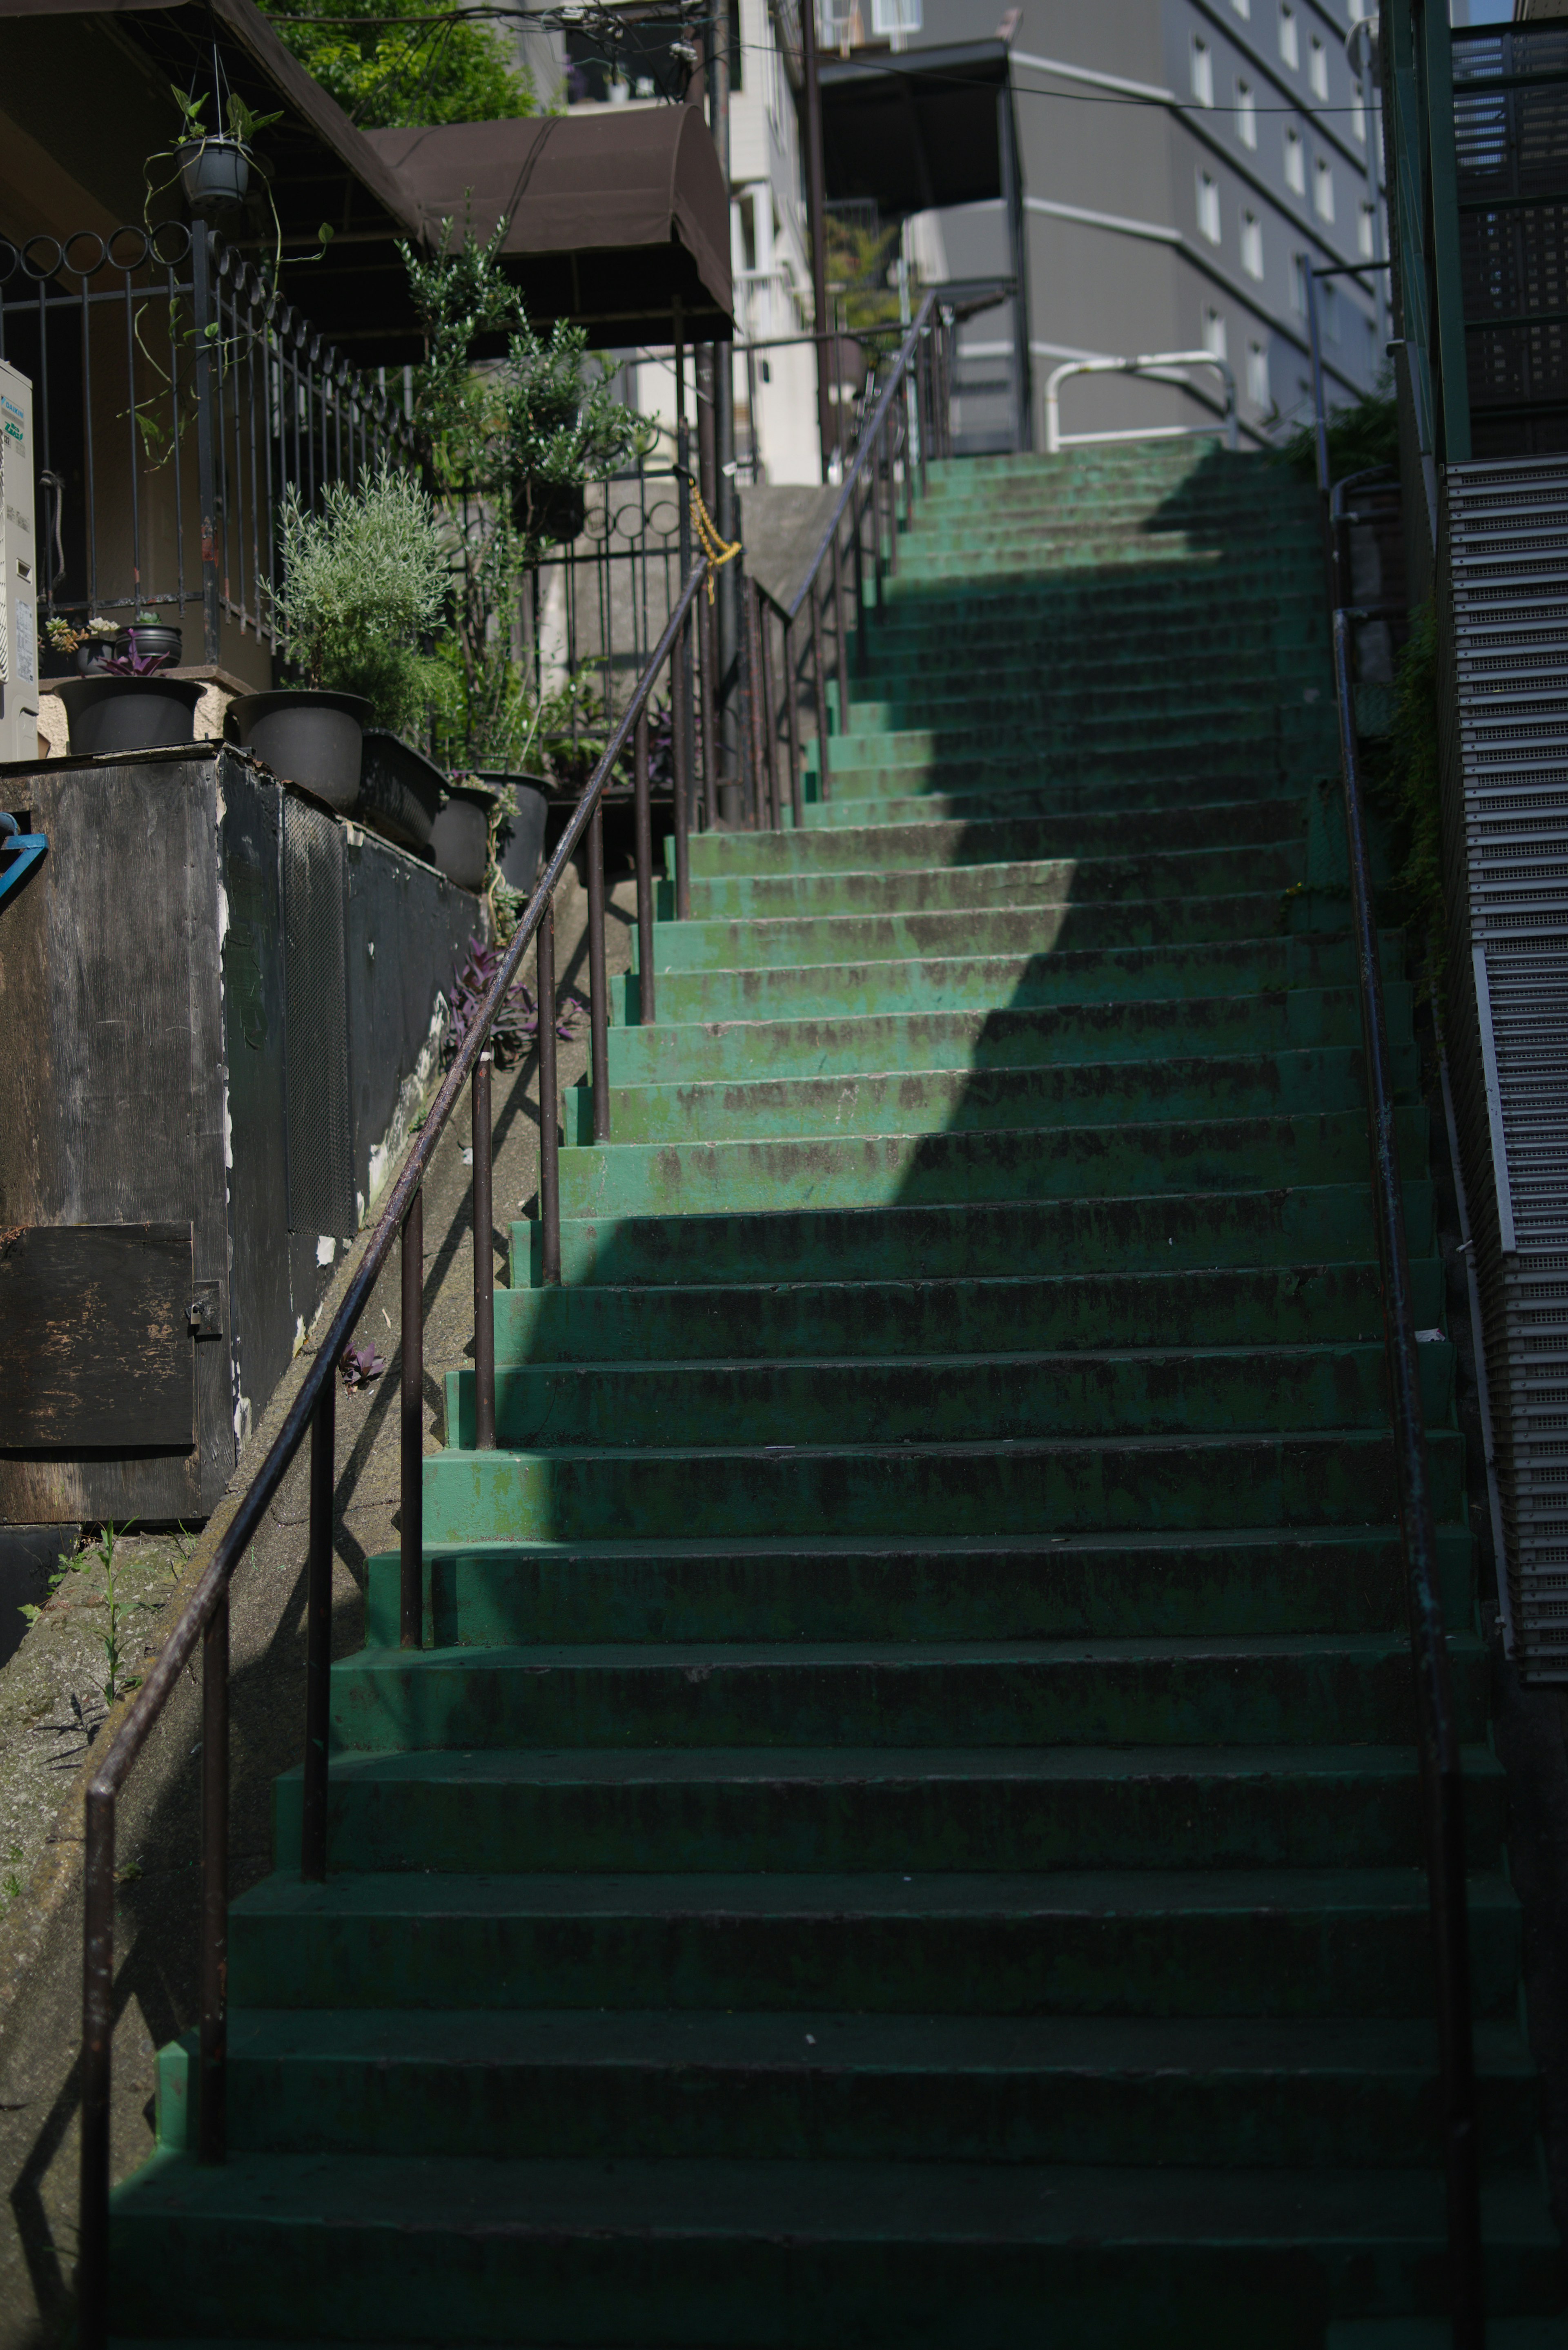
[1450,454,1568,1670]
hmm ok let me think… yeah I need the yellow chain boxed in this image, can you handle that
[690,484,741,604]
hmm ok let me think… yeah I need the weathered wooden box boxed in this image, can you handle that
[0,743,474,1524]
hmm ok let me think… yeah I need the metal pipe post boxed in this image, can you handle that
[809,577,831,803]
[588,802,611,1139]
[301,1379,334,1881]
[472,1052,495,1447]
[633,705,656,1021]
[198,1583,229,2163]
[78,1784,115,2350]
[190,229,223,666]
[696,344,721,825]
[783,615,804,828]
[399,1190,423,1647]
[800,0,835,477]
[537,901,562,1283]
[757,589,780,829]
[831,517,855,716]
[672,613,693,916]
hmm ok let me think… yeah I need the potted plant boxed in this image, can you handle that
[45,615,120,677]
[115,608,183,668]
[400,216,650,881]
[170,88,280,216]
[230,461,448,810]
[55,642,204,756]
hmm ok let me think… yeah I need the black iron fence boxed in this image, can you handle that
[0,223,414,667]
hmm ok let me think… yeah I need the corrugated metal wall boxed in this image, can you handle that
[1439,453,1568,1674]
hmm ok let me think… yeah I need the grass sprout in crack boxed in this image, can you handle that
[445,934,584,1069]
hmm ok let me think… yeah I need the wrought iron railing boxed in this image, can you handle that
[0,222,413,667]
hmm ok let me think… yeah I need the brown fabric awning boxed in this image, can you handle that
[368,106,733,344]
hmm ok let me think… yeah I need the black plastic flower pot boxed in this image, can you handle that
[114,623,183,668]
[431,781,502,893]
[477,773,550,898]
[510,477,587,546]
[226,690,368,810]
[179,137,251,215]
[360,729,446,852]
[56,673,204,756]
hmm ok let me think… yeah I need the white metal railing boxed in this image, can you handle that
[1044,350,1239,454]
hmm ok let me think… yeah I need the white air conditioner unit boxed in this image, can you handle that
[0,358,38,765]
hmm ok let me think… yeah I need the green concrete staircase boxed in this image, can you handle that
[112,441,1564,2345]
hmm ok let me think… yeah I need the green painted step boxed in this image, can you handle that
[325,1636,1486,1758]
[678,800,1308,875]
[223,1868,1521,2019]
[272,1744,1505,1877]
[163,2008,1539,2173]
[488,1261,1441,1365]
[365,1525,1475,1649]
[665,843,1306,923]
[621,933,1403,1024]
[604,990,1403,1084]
[632,895,1326,974]
[548,1107,1430,1224]
[106,2149,1564,2347]
[420,1427,1468,1547]
[575,1048,1410,1150]
[444,1339,1458,1455]
[517,1181,1439,1290]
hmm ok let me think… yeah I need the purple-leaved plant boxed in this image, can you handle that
[444,935,583,1069]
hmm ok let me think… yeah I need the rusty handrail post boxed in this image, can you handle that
[301,1380,334,1880]
[472,1050,496,1446]
[198,1581,229,2162]
[1331,606,1483,2350]
[672,605,693,918]
[735,560,758,825]
[827,517,851,719]
[537,899,562,1284]
[783,612,804,828]
[587,801,610,1140]
[633,704,656,1020]
[848,477,866,677]
[399,1190,423,1647]
[808,576,831,803]
[757,587,780,829]
[79,1779,114,2350]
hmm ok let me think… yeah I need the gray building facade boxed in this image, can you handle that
[878,0,1385,449]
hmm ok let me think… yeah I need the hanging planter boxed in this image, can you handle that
[114,618,184,669]
[509,476,587,548]
[178,134,250,215]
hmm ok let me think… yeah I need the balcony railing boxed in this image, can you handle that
[0,222,414,667]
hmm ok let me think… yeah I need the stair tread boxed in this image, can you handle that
[113,2146,1556,2242]
[233,1868,1517,1920]
[302,1743,1501,1786]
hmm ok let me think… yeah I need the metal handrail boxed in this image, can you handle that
[751,290,955,809]
[1044,351,1239,455]
[1330,603,1483,2347]
[75,553,712,2349]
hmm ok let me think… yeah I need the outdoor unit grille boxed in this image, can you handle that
[1444,453,1568,1672]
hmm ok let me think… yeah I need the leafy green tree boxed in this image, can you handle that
[256,0,535,129]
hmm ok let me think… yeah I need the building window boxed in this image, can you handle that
[1309,35,1328,100]
[1285,126,1305,194]
[1231,0,1250,15]
[871,0,921,33]
[1236,78,1257,149]
[1247,339,1270,407]
[1191,36,1214,107]
[1321,282,1340,341]
[1359,200,1377,259]
[1241,210,1264,279]
[1352,91,1367,143]
[1279,4,1299,69]
[1203,306,1228,363]
[1314,154,1335,223]
[1197,171,1222,244]
[1291,252,1309,312]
